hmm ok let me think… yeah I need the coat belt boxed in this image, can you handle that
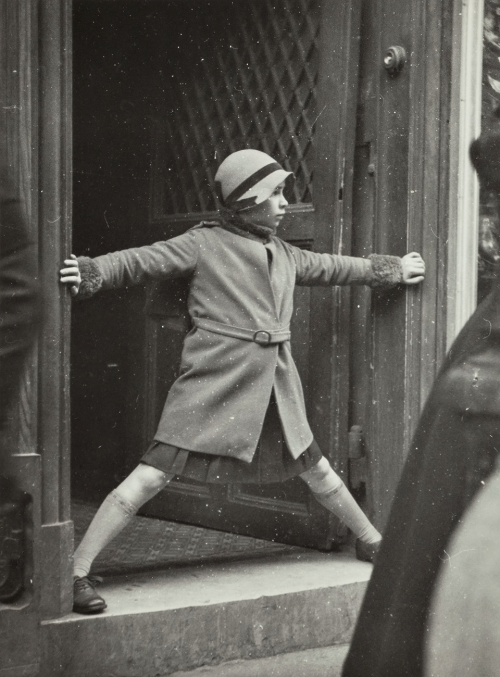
[193,317,291,345]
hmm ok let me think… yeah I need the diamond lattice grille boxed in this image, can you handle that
[154,0,320,217]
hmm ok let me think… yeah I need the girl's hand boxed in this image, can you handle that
[60,254,81,296]
[401,252,425,285]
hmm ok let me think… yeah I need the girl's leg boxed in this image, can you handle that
[73,463,172,613]
[300,457,381,545]
[74,463,172,579]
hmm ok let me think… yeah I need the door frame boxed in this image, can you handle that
[447,0,483,347]
[1,0,72,674]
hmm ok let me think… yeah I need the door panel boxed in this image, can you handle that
[349,0,449,529]
[349,0,413,530]
[140,0,360,549]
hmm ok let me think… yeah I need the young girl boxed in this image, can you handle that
[60,149,425,614]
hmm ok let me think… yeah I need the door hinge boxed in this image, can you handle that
[348,425,367,490]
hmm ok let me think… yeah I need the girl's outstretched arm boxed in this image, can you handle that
[59,230,200,300]
[291,242,426,290]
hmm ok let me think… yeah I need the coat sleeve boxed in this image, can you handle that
[77,230,199,298]
[289,244,403,288]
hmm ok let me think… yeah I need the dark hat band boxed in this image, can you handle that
[224,162,283,205]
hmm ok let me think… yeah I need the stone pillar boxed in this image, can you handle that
[37,0,73,621]
[0,1,72,675]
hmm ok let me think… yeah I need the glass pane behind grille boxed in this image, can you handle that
[153,0,319,218]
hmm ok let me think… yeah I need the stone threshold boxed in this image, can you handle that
[170,644,350,677]
[41,549,370,677]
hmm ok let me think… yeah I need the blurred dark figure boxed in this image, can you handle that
[0,162,40,602]
[424,130,500,677]
[425,455,500,676]
[341,129,500,677]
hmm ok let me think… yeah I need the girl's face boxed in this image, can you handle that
[240,182,288,231]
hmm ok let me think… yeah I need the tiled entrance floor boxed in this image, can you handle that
[72,500,307,576]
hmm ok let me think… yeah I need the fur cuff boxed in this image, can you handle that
[77,256,103,299]
[368,254,403,289]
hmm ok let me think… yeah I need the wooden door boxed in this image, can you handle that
[139,0,361,549]
[348,0,453,529]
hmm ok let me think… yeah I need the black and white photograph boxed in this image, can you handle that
[0,1,497,676]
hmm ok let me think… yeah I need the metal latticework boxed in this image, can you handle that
[153,0,320,217]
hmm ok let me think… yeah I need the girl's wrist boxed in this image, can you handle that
[368,254,403,289]
[77,257,103,299]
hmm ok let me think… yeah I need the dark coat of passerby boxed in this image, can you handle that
[425,455,500,676]
[342,129,500,677]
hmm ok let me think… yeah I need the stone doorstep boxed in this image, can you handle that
[40,550,371,677]
[169,644,350,677]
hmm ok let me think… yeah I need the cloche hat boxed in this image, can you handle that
[215,149,292,211]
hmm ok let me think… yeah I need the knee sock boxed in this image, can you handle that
[313,482,381,544]
[73,465,174,578]
[73,490,139,578]
[300,459,381,544]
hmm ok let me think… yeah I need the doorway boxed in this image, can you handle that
[72,0,361,551]
[72,1,166,503]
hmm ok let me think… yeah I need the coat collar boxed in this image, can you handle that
[191,210,274,243]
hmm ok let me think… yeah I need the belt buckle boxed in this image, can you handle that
[253,330,272,345]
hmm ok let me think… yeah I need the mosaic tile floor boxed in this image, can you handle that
[72,500,305,577]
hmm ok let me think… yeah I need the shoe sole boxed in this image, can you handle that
[73,602,107,614]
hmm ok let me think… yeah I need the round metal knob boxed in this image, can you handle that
[383,46,406,76]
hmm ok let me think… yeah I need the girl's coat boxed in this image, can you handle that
[85,225,399,461]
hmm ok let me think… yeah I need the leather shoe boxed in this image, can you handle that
[356,539,381,563]
[73,575,107,614]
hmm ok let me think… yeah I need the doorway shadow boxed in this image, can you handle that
[72,499,308,578]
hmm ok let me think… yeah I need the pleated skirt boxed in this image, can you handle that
[141,394,322,484]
